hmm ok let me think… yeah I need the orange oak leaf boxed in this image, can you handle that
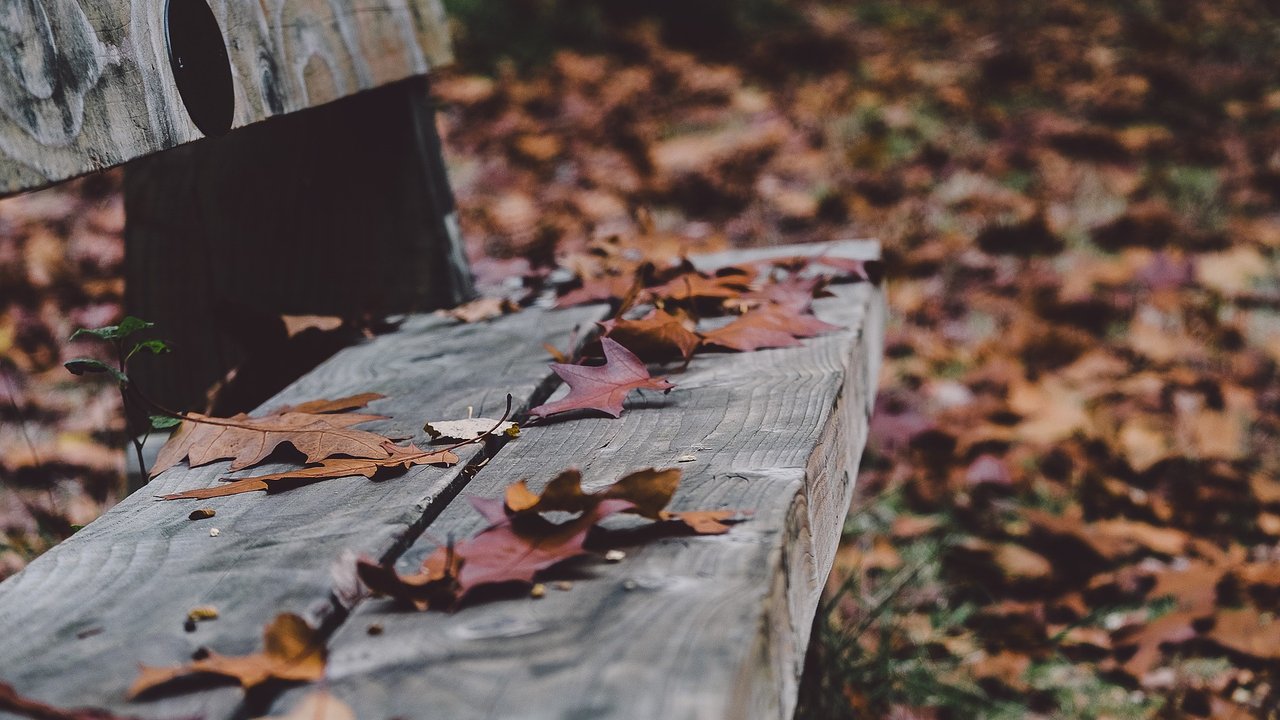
[151,394,393,477]
[160,441,460,500]
[128,613,324,698]
[505,467,682,519]
[700,305,841,352]
[528,338,674,419]
[645,271,752,303]
[599,309,701,361]
[443,297,519,323]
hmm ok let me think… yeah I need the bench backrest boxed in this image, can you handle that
[0,0,452,196]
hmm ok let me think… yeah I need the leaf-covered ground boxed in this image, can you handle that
[4,1,1280,716]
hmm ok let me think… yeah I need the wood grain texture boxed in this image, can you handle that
[0,240,882,720]
[267,241,886,720]
[124,77,474,409]
[0,303,606,719]
[0,0,452,196]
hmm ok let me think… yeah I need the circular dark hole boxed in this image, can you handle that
[165,0,234,137]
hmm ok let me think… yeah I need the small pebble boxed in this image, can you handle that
[622,579,638,591]
[554,581,573,591]
[367,623,384,636]
[183,619,197,633]
[188,508,216,521]
[209,528,220,537]
[530,583,546,599]
[604,549,626,563]
[676,454,697,463]
[191,646,210,660]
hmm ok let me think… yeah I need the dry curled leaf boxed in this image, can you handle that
[528,338,674,419]
[599,309,701,361]
[128,613,324,698]
[151,394,393,477]
[161,441,458,500]
[357,500,631,610]
[423,418,518,442]
[443,297,520,324]
[700,304,841,352]
[359,467,747,609]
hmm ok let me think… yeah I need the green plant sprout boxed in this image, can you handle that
[64,316,175,478]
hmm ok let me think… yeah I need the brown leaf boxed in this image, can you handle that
[151,394,392,477]
[657,510,739,535]
[599,309,701,361]
[645,271,752,302]
[128,613,324,698]
[280,315,343,338]
[700,305,841,352]
[1206,608,1280,660]
[443,297,520,324]
[160,441,459,500]
[505,467,682,519]
[528,338,674,419]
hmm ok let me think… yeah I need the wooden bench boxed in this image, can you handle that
[0,2,886,718]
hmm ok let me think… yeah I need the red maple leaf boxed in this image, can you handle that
[528,337,675,419]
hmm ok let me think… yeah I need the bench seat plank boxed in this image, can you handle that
[268,241,885,720]
[0,240,882,720]
[0,304,606,718]
[0,0,452,196]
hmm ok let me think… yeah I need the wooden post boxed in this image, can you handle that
[124,77,473,409]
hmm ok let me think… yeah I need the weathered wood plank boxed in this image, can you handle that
[0,303,607,719]
[123,76,474,409]
[267,241,885,720]
[0,0,452,196]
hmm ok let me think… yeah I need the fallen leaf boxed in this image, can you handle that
[443,297,519,323]
[252,690,354,720]
[1206,608,1280,660]
[129,613,324,698]
[423,418,518,442]
[151,394,393,476]
[599,309,701,361]
[645,271,752,302]
[528,338,674,419]
[358,500,632,609]
[161,441,459,500]
[360,467,745,608]
[700,304,841,352]
[280,315,343,338]
[505,467,681,518]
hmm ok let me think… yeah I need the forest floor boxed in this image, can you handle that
[4,1,1280,717]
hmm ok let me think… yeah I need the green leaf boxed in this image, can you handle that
[150,415,183,430]
[134,339,170,354]
[70,316,155,342]
[127,339,171,361]
[64,358,128,383]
